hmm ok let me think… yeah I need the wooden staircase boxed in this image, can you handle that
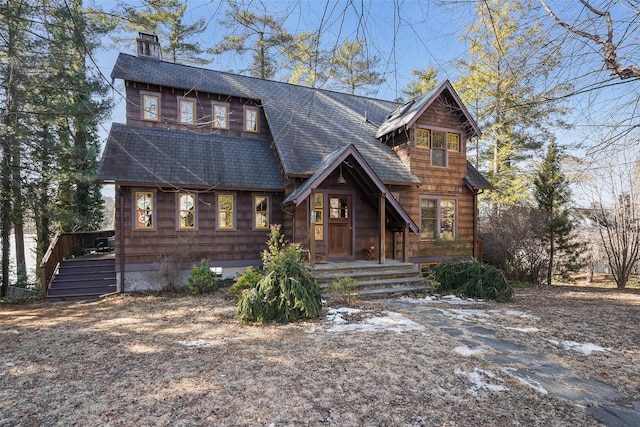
[47,256,116,302]
[312,260,427,299]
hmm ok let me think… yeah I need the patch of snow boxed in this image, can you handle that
[547,339,609,355]
[327,310,426,334]
[442,295,484,305]
[501,310,541,320]
[502,368,549,395]
[326,307,362,325]
[454,367,508,395]
[178,339,210,348]
[453,345,484,357]
[503,326,540,333]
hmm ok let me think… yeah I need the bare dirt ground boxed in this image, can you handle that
[1,283,639,426]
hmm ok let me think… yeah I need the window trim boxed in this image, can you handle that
[132,189,156,231]
[419,196,458,241]
[253,195,270,230]
[178,97,196,125]
[176,192,197,230]
[416,128,430,148]
[244,107,259,133]
[217,193,236,231]
[212,102,229,129]
[447,132,460,152]
[141,92,160,122]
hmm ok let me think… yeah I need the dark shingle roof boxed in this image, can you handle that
[96,123,283,190]
[111,53,420,185]
[376,81,481,139]
[464,161,492,190]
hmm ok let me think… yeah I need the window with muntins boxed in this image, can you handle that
[416,128,430,148]
[135,191,154,229]
[245,108,258,132]
[178,193,195,229]
[420,197,456,240]
[142,94,159,121]
[213,104,228,129]
[254,195,269,229]
[432,131,447,166]
[447,133,460,152]
[179,99,195,124]
[218,194,234,229]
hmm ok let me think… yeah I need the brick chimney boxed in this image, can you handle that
[136,32,161,59]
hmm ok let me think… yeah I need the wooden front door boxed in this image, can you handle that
[328,195,352,257]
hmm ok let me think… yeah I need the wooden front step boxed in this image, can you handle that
[47,256,116,302]
[311,260,427,299]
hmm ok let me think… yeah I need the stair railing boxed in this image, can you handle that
[40,230,115,298]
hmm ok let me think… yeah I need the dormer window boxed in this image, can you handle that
[142,94,159,121]
[213,103,228,129]
[179,99,195,124]
[244,107,258,132]
[415,128,461,167]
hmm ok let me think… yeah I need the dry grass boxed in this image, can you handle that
[1,284,638,426]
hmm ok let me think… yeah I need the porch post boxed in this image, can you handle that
[308,195,316,268]
[403,224,409,263]
[379,193,386,264]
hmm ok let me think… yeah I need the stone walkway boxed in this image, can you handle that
[385,298,640,427]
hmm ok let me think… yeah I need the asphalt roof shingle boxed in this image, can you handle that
[110,53,420,185]
[96,123,283,190]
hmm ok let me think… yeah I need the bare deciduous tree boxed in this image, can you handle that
[541,0,640,80]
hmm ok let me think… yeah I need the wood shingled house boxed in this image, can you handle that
[95,33,491,293]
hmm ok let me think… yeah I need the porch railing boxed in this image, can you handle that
[40,230,115,298]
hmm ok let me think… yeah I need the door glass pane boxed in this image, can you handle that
[329,197,348,219]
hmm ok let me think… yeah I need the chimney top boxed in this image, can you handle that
[136,32,161,59]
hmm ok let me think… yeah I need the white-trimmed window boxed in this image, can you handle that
[178,193,196,230]
[217,194,235,230]
[244,107,258,132]
[254,195,269,230]
[419,197,456,241]
[213,103,229,129]
[142,94,159,121]
[134,191,155,230]
[179,99,195,124]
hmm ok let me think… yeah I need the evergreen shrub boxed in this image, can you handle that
[186,260,219,294]
[236,225,322,323]
[434,259,513,302]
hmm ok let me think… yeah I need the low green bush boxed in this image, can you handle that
[187,260,219,295]
[326,276,358,302]
[433,259,513,302]
[230,266,264,297]
[236,225,322,323]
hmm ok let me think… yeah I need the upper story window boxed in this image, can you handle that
[218,194,235,230]
[134,191,154,230]
[142,94,159,121]
[415,128,461,167]
[254,195,269,230]
[245,107,258,132]
[419,197,456,241]
[178,193,196,230]
[447,133,460,152]
[416,128,430,148]
[432,131,447,166]
[213,103,229,129]
[179,99,195,124]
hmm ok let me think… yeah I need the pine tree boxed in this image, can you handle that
[533,141,578,285]
[400,68,438,100]
[46,0,112,232]
[209,2,293,80]
[455,0,570,208]
[116,0,210,65]
[282,31,329,87]
[329,39,385,95]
